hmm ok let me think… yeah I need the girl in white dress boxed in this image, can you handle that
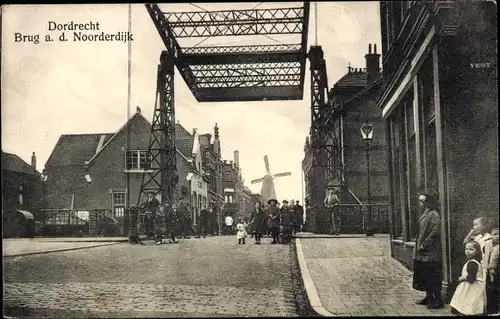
[450,240,486,316]
[236,218,247,245]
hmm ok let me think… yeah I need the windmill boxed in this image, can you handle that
[251,155,292,202]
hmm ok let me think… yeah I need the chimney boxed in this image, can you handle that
[234,150,239,167]
[31,152,36,169]
[365,43,381,85]
[136,106,141,114]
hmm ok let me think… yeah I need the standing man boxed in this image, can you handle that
[324,184,340,235]
[268,199,281,244]
[143,192,160,239]
[197,206,209,238]
[292,200,304,234]
[185,204,193,238]
[207,205,216,236]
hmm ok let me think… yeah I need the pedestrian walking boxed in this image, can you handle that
[250,202,266,244]
[450,240,487,316]
[196,207,209,238]
[412,190,444,309]
[485,226,499,314]
[236,218,247,244]
[268,199,281,244]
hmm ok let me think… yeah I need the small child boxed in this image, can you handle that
[463,217,493,255]
[450,241,486,316]
[485,227,499,314]
[236,218,247,245]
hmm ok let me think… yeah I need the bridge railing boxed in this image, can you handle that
[305,204,391,235]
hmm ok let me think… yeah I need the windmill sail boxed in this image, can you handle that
[251,155,292,203]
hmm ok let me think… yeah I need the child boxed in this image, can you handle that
[236,218,247,245]
[463,217,493,255]
[450,241,486,316]
[485,227,499,314]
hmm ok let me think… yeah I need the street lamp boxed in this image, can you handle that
[360,120,374,236]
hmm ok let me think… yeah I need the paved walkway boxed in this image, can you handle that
[3,238,127,257]
[296,236,452,316]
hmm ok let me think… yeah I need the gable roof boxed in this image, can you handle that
[46,112,196,167]
[333,70,368,88]
[342,78,383,105]
[2,152,40,175]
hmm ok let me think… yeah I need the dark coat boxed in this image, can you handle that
[414,209,442,262]
[250,208,267,233]
[280,207,293,227]
[144,197,160,212]
[199,209,209,224]
[268,205,281,227]
[167,209,181,231]
[293,205,304,226]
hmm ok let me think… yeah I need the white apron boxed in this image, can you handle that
[450,259,486,315]
[236,223,247,239]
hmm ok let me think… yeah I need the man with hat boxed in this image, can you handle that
[291,200,304,234]
[324,181,340,235]
[268,199,281,244]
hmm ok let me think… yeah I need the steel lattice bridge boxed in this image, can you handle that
[146,2,310,102]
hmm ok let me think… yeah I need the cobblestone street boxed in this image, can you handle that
[3,236,298,317]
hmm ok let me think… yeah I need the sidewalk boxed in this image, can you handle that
[3,237,128,258]
[296,236,452,316]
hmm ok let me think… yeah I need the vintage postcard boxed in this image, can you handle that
[2,2,498,318]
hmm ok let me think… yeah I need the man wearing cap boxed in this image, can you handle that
[291,200,304,234]
[268,199,281,244]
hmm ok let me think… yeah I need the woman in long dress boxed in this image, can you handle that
[250,202,266,244]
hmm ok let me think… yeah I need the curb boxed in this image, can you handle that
[3,242,123,258]
[295,238,335,317]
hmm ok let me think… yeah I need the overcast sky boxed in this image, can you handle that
[1,2,381,203]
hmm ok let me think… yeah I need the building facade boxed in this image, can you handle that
[222,151,244,217]
[199,123,224,212]
[44,109,208,226]
[302,44,389,232]
[379,1,498,298]
[2,151,44,220]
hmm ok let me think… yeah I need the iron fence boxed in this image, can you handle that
[307,204,391,234]
[40,209,124,237]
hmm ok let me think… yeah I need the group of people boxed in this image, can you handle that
[412,189,499,315]
[242,199,304,245]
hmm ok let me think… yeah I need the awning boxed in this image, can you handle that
[16,210,34,220]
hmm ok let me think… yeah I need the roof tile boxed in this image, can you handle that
[334,71,367,87]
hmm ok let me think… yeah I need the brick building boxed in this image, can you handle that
[44,109,208,226]
[379,1,498,298]
[2,151,44,225]
[222,151,244,218]
[199,123,224,212]
[303,44,389,232]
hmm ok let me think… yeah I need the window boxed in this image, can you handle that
[226,173,232,180]
[125,150,152,171]
[112,192,126,218]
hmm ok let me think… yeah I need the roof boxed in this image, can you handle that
[46,112,196,167]
[333,70,367,88]
[2,152,40,175]
[46,134,114,166]
[342,78,383,105]
[175,123,194,158]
